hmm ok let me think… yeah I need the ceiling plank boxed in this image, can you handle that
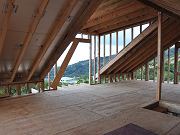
[0,0,15,56]
[83,8,156,34]
[26,0,77,81]
[39,0,102,80]
[89,0,132,20]
[83,1,145,29]
[9,0,49,82]
[97,13,157,34]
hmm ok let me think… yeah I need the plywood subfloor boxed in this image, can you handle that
[0,80,180,135]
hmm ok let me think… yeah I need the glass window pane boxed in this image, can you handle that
[125,28,131,46]
[133,26,140,39]
[118,31,123,51]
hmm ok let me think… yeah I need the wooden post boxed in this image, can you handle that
[134,70,137,80]
[103,35,106,66]
[114,74,117,82]
[7,85,11,96]
[27,83,31,94]
[140,24,142,33]
[109,33,112,60]
[145,62,149,81]
[98,35,101,83]
[118,73,121,81]
[94,36,96,84]
[153,58,156,82]
[167,48,170,83]
[131,27,134,41]
[116,31,118,54]
[174,43,179,84]
[123,29,125,48]
[156,12,163,101]
[16,84,21,96]
[131,72,134,80]
[48,72,51,90]
[108,74,113,83]
[4,86,8,95]
[89,35,92,85]
[40,80,45,92]
[162,51,164,83]
[104,75,107,83]
[141,67,143,80]
[122,73,125,80]
[37,82,41,93]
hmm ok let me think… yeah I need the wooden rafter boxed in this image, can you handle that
[89,0,132,20]
[0,0,15,56]
[114,29,159,74]
[39,0,102,80]
[100,21,158,75]
[83,1,145,29]
[119,23,180,74]
[51,38,90,89]
[27,0,77,81]
[10,0,49,82]
[97,12,156,34]
[138,0,180,18]
[83,7,155,34]
[126,21,180,73]
[117,32,157,74]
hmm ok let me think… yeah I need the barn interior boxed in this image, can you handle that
[0,0,180,134]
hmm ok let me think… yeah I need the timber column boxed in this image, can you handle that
[156,12,163,101]
[174,43,179,84]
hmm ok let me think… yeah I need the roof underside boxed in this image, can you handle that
[0,0,179,84]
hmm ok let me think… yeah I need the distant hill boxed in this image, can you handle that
[63,55,115,77]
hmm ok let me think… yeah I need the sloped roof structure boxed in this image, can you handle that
[0,0,179,85]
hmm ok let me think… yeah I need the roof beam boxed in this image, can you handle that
[87,0,132,21]
[0,0,15,56]
[9,0,49,82]
[126,21,180,73]
[113,18,179,74]
[97,13,157,34]
[83,8,156,34]
[100,20,158,75]
[114,32,157,74]
[39,0,102,80]
[138,0,180,18]
[26,0,77,81]
[129,34,180,73]
[83,1,145,29]
[51,38,90,89]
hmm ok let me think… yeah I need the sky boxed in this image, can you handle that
[57,23,149,67]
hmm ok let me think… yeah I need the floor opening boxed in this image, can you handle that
[144,101,180,117]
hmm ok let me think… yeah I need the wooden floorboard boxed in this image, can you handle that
[0,81,180,135]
